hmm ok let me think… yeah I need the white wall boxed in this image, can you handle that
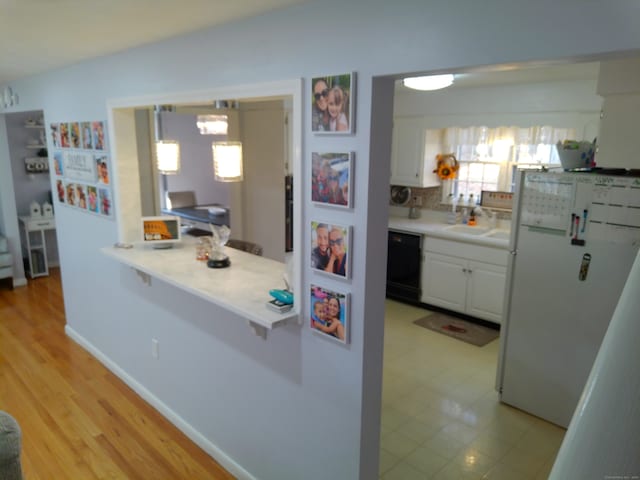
[1,1,640,479]
[395,79,602,141]
[240,100,286,262]
[0,115,27,286]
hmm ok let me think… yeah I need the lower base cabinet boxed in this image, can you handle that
[421,237,508,324]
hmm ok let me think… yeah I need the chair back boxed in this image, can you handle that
[226,239,263,256]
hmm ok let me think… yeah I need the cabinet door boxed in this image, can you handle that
[597,94,640,169]
[466,260,506,324]
[390,117,426,187]
[421,252,467,312]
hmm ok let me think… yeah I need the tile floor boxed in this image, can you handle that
[379,300,565,479]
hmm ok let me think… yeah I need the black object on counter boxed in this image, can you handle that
[207,257,230,268]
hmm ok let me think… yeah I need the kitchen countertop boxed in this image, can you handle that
[388,210,511,249]
[102,237,297,337]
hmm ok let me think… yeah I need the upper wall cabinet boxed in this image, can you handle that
[390,117,440,188]
[596,57,640,169]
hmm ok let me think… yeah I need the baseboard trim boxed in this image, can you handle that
[64,325,256,480]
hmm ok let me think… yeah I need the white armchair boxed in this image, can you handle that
[0,235,14,288]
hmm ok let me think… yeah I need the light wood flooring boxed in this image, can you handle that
[0,269,235,479]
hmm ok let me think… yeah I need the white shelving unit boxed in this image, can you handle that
[19,216,56,278]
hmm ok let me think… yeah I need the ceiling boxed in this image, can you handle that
[0,2,600,92]
[0,0,307,85]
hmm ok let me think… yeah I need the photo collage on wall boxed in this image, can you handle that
[309,73,356,345]
[50,121,113,219]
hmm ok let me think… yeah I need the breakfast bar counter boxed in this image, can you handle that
[102,240,297,337]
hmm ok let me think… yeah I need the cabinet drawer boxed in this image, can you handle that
[23,218,56,230]
[424,236,508,266]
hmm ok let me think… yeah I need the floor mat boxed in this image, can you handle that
[413,312,499,346]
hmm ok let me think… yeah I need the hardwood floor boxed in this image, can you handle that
[0,269,235,479]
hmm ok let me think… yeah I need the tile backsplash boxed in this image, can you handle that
[390,184,513,220]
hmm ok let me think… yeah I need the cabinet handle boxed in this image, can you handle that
[468,270,473,274]
[462,268,467,273]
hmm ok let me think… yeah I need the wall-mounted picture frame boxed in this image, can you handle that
[52,151,63,176]
[311,72,355,134]
[49,123,60,148]
[81,121,93,149]
[311,152,353,208]
[92,121,106,150]
[64,182,77,206]
[56,179,65,203]
[310,284,350,344]
[98,187,112,216]
[310,221,351,279]
[60,123,70,148]
[70,122,81,148]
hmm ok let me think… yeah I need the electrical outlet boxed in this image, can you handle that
[152,338,159,359]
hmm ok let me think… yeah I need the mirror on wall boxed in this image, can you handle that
[135,97,293,263]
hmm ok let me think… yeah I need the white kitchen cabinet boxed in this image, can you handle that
[466,260,507,322]
[594,94,640,169]
[421,237,507,324]
[595,58,640,169]
[390,117,440,188]
[19,216,56,278]
[422,252,467,311]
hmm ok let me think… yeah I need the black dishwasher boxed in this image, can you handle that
[386,230,422,302]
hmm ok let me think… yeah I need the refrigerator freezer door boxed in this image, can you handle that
[499,226,637,427]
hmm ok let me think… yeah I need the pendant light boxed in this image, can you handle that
[212,141,243,182]
[155,105,180,174]
[197,114,228,135]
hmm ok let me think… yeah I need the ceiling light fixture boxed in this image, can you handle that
[212,141,243,182]
[402,74,454,91]
[197,114,228,135]
[154,105,180,175]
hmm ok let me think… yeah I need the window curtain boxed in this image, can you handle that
[443,126,577,154]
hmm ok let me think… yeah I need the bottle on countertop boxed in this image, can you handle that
[461,208,469,224]
[468,193,475,206]
[447,196,458,224]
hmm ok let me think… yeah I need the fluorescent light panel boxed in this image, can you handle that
[403,74,454,91]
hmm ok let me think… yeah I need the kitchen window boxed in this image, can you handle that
[440,126,575,198]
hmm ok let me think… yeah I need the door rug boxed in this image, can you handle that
[413,313,499,347]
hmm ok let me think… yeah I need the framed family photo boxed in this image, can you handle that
[310,221,351,279]
[311,152,353,208]
[311,72,355,134]
[310,284,350,345]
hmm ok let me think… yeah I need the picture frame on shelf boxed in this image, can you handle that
[311,151,354,209]
[310,220,351,279]
[311,72,355,134]
[310,284,350,345]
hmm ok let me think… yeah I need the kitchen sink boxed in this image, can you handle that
[484,229,511,240]
[444,225,492,235]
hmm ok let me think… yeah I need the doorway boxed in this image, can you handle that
[5,110,59,278]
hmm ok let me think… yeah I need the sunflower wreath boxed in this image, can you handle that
[433,153,459,180]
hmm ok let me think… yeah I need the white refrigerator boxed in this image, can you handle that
[497,170,640,428]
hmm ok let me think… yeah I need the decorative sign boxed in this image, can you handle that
[50,119,113,219]
[63,151,97,182]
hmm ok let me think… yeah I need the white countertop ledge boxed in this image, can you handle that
[389,216,510,249]
[102,243,298,337]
